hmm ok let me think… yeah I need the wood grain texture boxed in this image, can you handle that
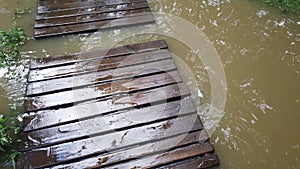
[34,0,155,38]
[37,0,146,13]
[35,8,151,28]
[24,71,183,112]
[30,40,167,69]
[22,83,191,131]
[17,40,219,169]
[18,115,202,168]
[48,130,209,169]
[26,59,176,96]
[28,49,172,82]
[20,98,196,150]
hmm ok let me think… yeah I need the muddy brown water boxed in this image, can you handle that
[0,0,299,168]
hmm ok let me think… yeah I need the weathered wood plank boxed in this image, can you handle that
[101,142,214,169]
[28,49,172,82]
[36,1,149,20]
[38,0,146,13]
[161,154,219,169]
[18,40,219,169]
[20,98,196,150]
[35,13,155,38]
[48,130,209,169]
[18,115,202,168]
[22,83,191,131]
[30,40,167,70]
[35,8,151,28]
[39,0,96,6]
[26,59,176,96]
[24,71,182,112]
[38,0,93,6]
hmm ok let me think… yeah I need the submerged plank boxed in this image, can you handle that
[18,115,202,168]
[22,83,191,131]
[39,0,98,6]
[48,130,209,169]
[37,0,146,13]
[24,71,182,112]
[37,3,149,21]
[26,59,176,96]
[161,154,219,169]
[102,142,214,169]
[35,13,155,38]
[35,8,151,28]
[39,0,111,6]
[20,98,196,150]
[28,49,172,82]
[30,40,167,70]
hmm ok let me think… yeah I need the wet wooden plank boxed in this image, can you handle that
[101,142,214,169]
[28,49,172,82]
[20,98,196,150]
[38,0,146,13]
[24,71,182,112]
[38,0,97,6]
[26,59,176,96]
[161,154,219,169]
[18,114,202,168]
[35,8,151,28]
[36,1,149,20]
[35,13,155,38]
[18,40,219,169]
[48,130,209,169]
[39,0,98,6]
[30,40,167,70]
[22,83,191,131]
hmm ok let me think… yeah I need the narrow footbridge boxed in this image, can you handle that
[17,40,219,168]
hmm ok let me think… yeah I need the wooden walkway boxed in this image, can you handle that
[17,40,219,168]
[34,0,155,38]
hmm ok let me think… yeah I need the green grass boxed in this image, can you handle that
[263,0,300,13]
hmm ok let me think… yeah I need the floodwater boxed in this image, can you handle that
[0,0,299,168]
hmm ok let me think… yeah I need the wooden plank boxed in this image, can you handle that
[24,71,182,112]
[35,8,151,28]
[22,83,190,131]
[36,1,149,20]
[34,13,155,38]
[26,59,176,96]
[48,130,209,169]
[37,0,146,13]
[19,98,196,150]
[17,114,202,168]
[38,0,95,6]
[19,40,219,169]
[30,40,167,70]
[101,142,214,169]
[28,49,172,82]
[39,0,97,6]
[160,154,219,169]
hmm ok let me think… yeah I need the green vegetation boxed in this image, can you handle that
[0,6,31,68]
[263,0,300,13]
[0,114,20,168]
[0,7,30,168]
[0,25,27,68]
[13,8,32,20]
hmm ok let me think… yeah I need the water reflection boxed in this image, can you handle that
[150,0,299,168]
